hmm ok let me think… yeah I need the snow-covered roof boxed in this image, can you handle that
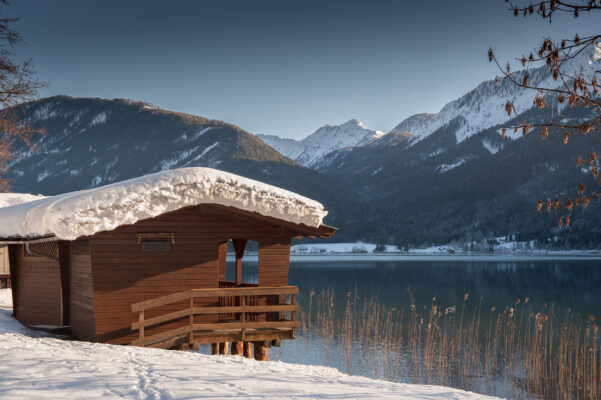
[0,193,47,209]
[0,167,329,241]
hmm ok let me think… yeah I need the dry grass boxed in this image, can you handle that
[297,288,600,400]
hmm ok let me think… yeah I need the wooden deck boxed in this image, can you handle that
[130,285,298,352]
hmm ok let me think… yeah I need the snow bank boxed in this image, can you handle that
[0,167,328,240]
[0,289,12,308]
[0,193,46,208]
[0,289,497,399]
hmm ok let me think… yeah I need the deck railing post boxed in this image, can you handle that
[189,295,194,346]
[139,310,145,341]
[241,294,246,339]
[291,294,296,338]
[241,295,246,322]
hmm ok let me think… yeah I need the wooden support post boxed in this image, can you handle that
[231,341,244,356]
[291,294,297,338]
[279,294,284,321]
[243,341,252,358]
[219,341,229,355]
[254,342,268,361]
[192,343,200,351]
[236,257,242,285]
[189,297,194,345]
[241,295,246,340]
[211,343,219,355]
[232,239,247,285]
[139,311,145,342]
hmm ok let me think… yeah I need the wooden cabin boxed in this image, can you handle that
[0,193,46,288]
[0,168,335,359]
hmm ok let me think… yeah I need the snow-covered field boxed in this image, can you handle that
[0,289,498,399]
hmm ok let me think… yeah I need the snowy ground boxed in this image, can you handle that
[0,289,498,400]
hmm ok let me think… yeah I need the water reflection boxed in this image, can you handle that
[222,257,601,398]
[228,257,601,323]
[288,259,601,318]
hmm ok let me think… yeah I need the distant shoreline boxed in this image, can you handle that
[235,252,601,261]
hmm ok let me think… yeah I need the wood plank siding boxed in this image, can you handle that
[258,239,291,286]
[69,239,96,341]
[88,204,294,345]
[0,246,9,276]
[8,244,62,327]
[258,239,291,321]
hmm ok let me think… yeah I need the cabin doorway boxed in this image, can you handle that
[223,240,258,286]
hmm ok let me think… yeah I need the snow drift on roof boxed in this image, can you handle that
[0,167,328,240]
[0,193,47,208]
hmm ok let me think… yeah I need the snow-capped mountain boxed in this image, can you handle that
[389,41,601,145]
[258,119,384,167]
[310,41,601,247]
[5,42,601,248]
[8,96,294,193]
[5,96,361,233]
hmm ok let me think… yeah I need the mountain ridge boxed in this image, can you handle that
[257,119,384,167]
[4,95,362,233]
[4,41,601,249]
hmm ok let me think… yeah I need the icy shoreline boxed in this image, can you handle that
[288,241,601,259]
[239,252,601,262]
[0,289,498,399]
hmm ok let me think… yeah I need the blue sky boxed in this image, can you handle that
[7,0,599,139]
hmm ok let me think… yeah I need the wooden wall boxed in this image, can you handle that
[88,204,294,345]
[258,239,291,286]
[70,240,96,341]
[258,239,291,321]
[8,244,62,327]
[0,246,9,276]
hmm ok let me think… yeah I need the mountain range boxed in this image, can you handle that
[258,119,383,167]
[4,41,601,249]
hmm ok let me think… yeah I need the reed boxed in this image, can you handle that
[296,288,600,400]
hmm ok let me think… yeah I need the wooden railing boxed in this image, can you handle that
[130,286,298,347]
[218,281,259,321]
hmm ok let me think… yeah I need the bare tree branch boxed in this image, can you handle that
[0,1,45,192]
[491,1,601,226]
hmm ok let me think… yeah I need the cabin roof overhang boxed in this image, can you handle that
[209,204,337,239]
[0,234,59,245]
[0,203,337,243]
[0,167,334,241]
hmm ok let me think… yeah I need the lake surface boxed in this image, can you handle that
[217,256,601,398]
[288,257,601,318]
